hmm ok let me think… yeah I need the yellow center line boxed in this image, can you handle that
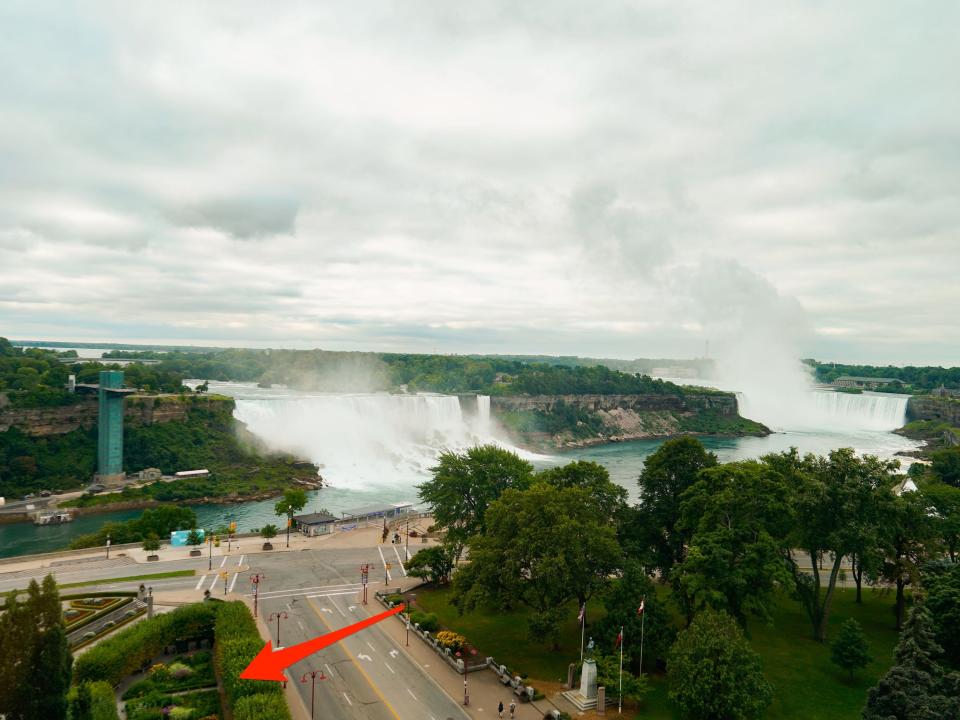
[307,597,402,720]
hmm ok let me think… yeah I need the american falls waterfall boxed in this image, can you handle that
[216,384,513,490]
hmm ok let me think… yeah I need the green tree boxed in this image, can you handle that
[274,487,308,548]
[418,444,534,560]
[931,448,960,487]
[536,460,628,519]
[67,683,93,720]
[635,438,717,619]
[925,561,960,668]
[593,561,674,674]
[594,652,649,707]
[863,604,960,719]
[831,618,872,680]
[0,575,72,719]
[674,460,792,627]
[406,545,455,584]
[880,490,938,630]
[667,608,773,720]
[453,482,621,648]
[185,528,203,547]
[922,480,960,562]
[770,448,898,641]
[260,523,279,540]
[142,533,161,553]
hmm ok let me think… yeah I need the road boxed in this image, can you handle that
[1,541,467,720]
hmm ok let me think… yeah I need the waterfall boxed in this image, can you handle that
[809,391,909,432]
[210,384,521,490]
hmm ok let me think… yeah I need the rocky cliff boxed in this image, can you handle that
[491,392,768,450]
[0,394,234,436]
[907,395,960,426]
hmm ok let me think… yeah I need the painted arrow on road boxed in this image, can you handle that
[358,653,373,662]
[240,604,405,681]
[389,650,399,658]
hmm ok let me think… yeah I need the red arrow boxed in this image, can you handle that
[241,603,406,681]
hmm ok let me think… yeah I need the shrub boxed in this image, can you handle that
[89,681,120,720]
[233,693,293,720]
[435,630,466,652]
[386,593,405,605]
[410,611,439,633]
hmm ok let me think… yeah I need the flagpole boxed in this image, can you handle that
[618,624,623,714]
[639,604,646,679]
[579,607,585,664]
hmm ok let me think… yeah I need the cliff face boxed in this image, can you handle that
[907,395,960,426]
[491,392,767,450]
[0,394,235,436]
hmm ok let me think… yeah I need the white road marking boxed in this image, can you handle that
[298,620,306,632]
[207,574,219,591]
[306,590,361,600]
[348,605,357,612]
[219,556,227,569]
[366,641,376,653]
[407,688,417,700]
[392,545,407,576]
[389,650,399,658]
[377,545,392,581]
[320,607,333,614]
[384,662,395,674]
[328,597,346,617]
[228,572,239,593]
[252,582,372,601]
[195,575,207,590]
[343,692,352,706]
[358,653,372,662]
[325,663,335,677]
[237,554,245,567]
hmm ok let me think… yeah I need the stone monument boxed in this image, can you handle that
[562,638,602,710]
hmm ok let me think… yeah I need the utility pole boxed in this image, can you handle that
[106,533,111,559]
[300,670,326,720]
[220,570,229,595]
[208,530,213,571]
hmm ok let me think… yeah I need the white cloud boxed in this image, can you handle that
[0,1,957,364]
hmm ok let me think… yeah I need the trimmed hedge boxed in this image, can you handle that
[410,610,439,632]
[213,601,291,720]
[234,693,293,720]
[73,602,217,685]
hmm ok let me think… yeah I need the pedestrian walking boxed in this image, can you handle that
[498,700,504,718]
[509,700,516,718]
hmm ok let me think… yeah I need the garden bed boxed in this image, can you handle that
[122,651,217,699]
[124,688,222,720]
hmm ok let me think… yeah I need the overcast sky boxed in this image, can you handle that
[1,1,958,365]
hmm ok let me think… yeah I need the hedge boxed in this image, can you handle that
[233,693,294,720]
[213,601,291,720]
[73,602,217,685]
[90,681,120,720]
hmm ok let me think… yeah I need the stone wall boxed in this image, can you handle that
[0,394,235,437]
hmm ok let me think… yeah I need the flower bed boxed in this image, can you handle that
[124,688,222,720]
[72,596,122,610]
[64,607,95,628]
[122,652,217,699]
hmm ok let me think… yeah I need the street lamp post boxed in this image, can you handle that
[106,533,111,559]
[208,530,213,571]
[269,611,289,647]
[251,573,265,616]
[300,669,327,720]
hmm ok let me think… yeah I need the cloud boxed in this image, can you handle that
[0,1,957,364]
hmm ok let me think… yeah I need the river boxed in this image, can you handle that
[0,382,920,558]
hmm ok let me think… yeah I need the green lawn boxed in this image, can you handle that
[415,585,901,720]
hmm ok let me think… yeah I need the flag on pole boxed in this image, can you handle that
[577,603,585,623]
[637,598,645,615]
[615,628,623,648]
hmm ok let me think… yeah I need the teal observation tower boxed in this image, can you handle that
[96,370,134,487]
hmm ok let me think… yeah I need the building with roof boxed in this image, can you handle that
[96,370,136,487]
[833,376,903,389]
[294,511,338,536]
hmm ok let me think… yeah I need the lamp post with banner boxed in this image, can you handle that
[251,573,266,615]
[300,669,326,720]
[360,564,369,605]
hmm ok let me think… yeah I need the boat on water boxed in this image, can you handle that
[33,510,74,526]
